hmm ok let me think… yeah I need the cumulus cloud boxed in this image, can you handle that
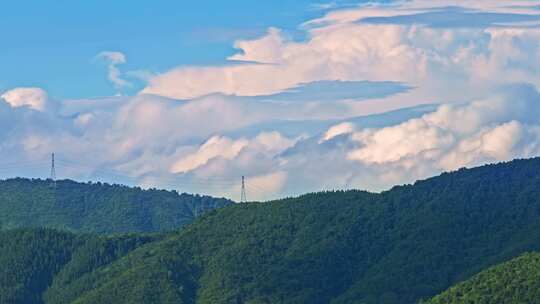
[2,83,540,200]
[171,136,249,174]
[224,84,538,195]
[239,171,287,202]
[141,0,540,116]
[344,83,540,188]
[159,83,540,196]
[1,87,50,111]
[97,51,131,92]
[321,122,355,142]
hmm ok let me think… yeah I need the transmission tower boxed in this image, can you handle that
[240,175,247,203]
[50,153,56,187]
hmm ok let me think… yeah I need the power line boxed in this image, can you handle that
[56,159,240,186]
[0,156,274,200]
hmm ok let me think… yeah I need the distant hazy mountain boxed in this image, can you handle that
[2,158,540,303]
[0,178,232,234]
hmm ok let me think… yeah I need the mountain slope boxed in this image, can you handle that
[0,229,157,304]
[3,158,540,304]
[57,158,540,303]
[0,178,232,234]
[424,252,540,304]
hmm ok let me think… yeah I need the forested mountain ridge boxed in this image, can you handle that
[0,178,232,234]
[424,252,540,304]
[2,158,540,304]
[0,229,158,304]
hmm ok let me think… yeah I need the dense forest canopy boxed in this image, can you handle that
[1,158,540,303]
[424,252,540,304]
[0,178,232,234]
[0,229,158,304]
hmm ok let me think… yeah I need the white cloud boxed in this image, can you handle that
[1,83,540,200]
[241,171,287,202]
[97,51,131,92]
[344,84,540,188]
[1,87,49,111]
[228,27,287,64]
[321,122,355,142]
[252,131,296,153]
[348,119,454,165]
[140,0,540,117]
[170,136,249,174]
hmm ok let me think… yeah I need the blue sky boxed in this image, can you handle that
[3,1,540,200]
[0,0,364,98]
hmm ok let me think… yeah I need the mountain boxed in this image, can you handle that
[0,228,158,304]
[424,252,540,304]
[0,178,232,234]
[2,158,540,303]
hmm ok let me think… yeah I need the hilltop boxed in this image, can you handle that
[0,178,232,234]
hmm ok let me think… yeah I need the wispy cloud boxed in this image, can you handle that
[96,51,131,94]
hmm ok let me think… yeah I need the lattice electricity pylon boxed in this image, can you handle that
[240,175,247,203]
[50,153,56,187]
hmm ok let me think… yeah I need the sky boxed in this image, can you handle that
[0,0,366,98]
[3,0,540,201]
